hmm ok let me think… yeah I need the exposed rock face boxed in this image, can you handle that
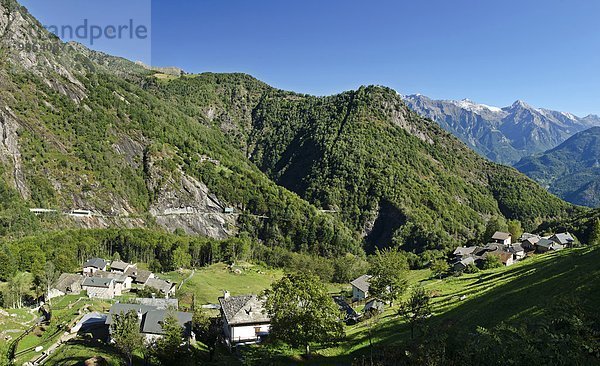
[0,106,29,198]
[145,149,235,238]
[0,0,86,101]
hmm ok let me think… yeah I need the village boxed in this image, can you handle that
[0,228,579,365]
[450,231,575,272]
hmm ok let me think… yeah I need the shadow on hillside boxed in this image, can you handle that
[312,247,600,365]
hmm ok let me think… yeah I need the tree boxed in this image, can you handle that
[589,218,600,246]
[4,272,32,308]
[483,217,508,243]
[482,254,503,270]
[507,220,523,243]
[264,273,344,356]
[429,259,449,279]
[399,286,432,339]
[43,261,58,305]
[172,246,192,269]
[193,309,221,361]
[110,310,143,366]
[152,313,190,365]
[369,248,409,306]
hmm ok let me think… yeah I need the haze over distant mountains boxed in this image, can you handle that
[403,94,600,165]
[515,127,600,208]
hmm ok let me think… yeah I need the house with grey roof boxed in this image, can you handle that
[83,258,108,276]
[550,233,575,247]
[452,246,477,258]
[93,270,133,295]
[521,235,541,252]
[48,273,83,299]
[106,303,192,343]
[145,278,176,298]
[491,231,512,245]
[125,267,154,285]
[452,256,475,272]
[110,260,134,273]
[350,274,372,301]
[82,277,116,299]
[536,238,564,253]
[508,243,526,261]
[218,292,270,346]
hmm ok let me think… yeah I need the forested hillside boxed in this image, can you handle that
[153,74,579,253]
[0,0,585,259]
[515,127,600,207]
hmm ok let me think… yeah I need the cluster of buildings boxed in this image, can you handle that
[105,298,192,343]
[451,231,575,272]
[49,258,176,301]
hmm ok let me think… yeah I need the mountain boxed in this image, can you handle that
[0,0,582,256]
[514,127,600,207]
[403,94,600,165]
[152,75,579,252]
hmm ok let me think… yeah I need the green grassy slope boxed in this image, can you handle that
[310,246,600,363]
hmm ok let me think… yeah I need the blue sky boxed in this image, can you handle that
[20,0,600,116]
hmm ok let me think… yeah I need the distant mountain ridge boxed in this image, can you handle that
[403,94,600,165]
[515,126,600,208]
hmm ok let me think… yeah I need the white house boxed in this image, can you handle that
[491,232,512,245]
[218,293,270,346]
[82,277,116,299]
[82,258,108,276]
[350,275,372,301]
[93,270,133,295]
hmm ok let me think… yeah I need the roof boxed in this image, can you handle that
[495,252,513,264]
[538,238,563,249]
[492,232,511,241]
[145,278,175,294]
[551,233,575,245]
[350,275,372,293]
[453,247,476,256]
[142,310,192,336]
[509,244,525,253]
[106,303,156,325]
[93,270,130,283]
[105,303,192,336]
[125,267,153,283]
[484,243,508,252]
[133,298,178,310]
[82,277,113,288]
[83,258,107,269]
[52,273,83,292]
[218,295,270,326]
[523,236,541,245]
[110,260,132,271]
[520,233,541,241]
[364,299,385,313]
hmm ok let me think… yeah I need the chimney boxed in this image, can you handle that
[223,290,230,299]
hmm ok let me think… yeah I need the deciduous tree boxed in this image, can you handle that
[264,273,344,356]
[110,310,143,366]
[369,248,409,306]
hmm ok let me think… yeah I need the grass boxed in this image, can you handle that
[14,247,600,365]
[162,262,285,307]
[301,247,600,364]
